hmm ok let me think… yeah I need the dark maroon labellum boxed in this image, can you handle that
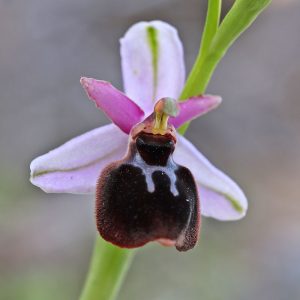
[96,125,200,251]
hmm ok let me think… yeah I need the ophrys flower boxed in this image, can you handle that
[30,21,248,251]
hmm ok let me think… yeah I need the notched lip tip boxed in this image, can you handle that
[157,238,176,247]
[100,233,181,250]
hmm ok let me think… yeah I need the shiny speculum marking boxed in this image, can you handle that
[133,133,179,196]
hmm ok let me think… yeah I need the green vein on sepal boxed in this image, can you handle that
[31,149,120,179]
[147,26,159,101]
[202,185,245,214]
[226,194,244,213]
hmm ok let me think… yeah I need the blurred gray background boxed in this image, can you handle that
[1,0,300,299]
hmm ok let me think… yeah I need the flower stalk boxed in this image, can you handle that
[79,237,135,300]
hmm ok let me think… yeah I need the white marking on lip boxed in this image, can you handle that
[130,153,179,196]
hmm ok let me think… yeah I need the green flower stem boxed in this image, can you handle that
[79,237,135,300]
[190,0,221,81]
[198,0,221,58]
[178,0,221,134]
[79,1,272,299]
[179,0,271,134]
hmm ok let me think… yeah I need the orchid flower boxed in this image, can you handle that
[30,21,247,251]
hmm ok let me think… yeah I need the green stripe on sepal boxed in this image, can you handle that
[147,26,159,101]
[226,194,245,213]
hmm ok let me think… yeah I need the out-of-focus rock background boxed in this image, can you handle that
[1,0,300,299]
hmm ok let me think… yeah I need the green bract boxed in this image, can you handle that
[179,0,272,134]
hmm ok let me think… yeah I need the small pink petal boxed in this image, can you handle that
[174,136,248,221]
[120,21,185,115]
[80,77,144,134]
[169,95,222,128]
[30,124,128,194]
